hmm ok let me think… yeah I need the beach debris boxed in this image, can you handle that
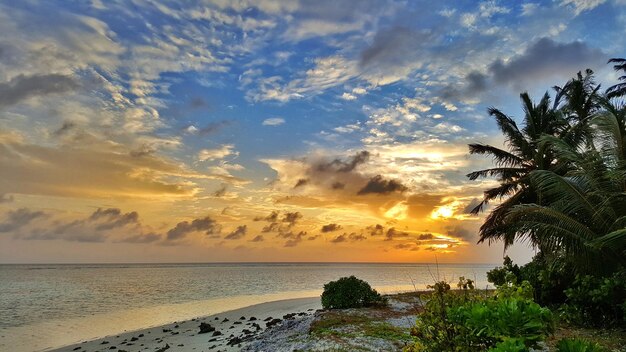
[155,343,170,352]
[266,318,282,328]
[198,322,215,334]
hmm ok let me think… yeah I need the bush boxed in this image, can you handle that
[320,276,385,309]
[561,271,626,327]
[407,278,553,352]
[556,338,608,352]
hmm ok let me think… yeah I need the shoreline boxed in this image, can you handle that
[46,296,322,352]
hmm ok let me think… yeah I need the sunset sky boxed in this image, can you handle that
[1,0,624,263]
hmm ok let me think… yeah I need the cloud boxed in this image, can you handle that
[198,145,238,161]
[262,117,285,126]
[321,223,342,233]
[185,121,232,136]
[213,184,228,197]
[0,74,79,108]
[316,151,370,173]
[282,212,303,226]
[278,230,307,247]
[0,208,48,232]
[560,0,606,14]
[385,227,410,241]
[357,175,407,195]
[340,92,357,101]
[0,136,203,199]
[250,234,264,242]
[117,233,161,243]
[294,179,309,188]
[224,225,247,240]
[489,38,604,87]
[366,224,384,236]
[166,216,221,240]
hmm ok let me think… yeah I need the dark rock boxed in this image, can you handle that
[263,317,273,321]
[155,344,170,352]
[212,330,222,336]
[162,329,171,333]
[283,313,297,319]
[177,344,184,347]
[101,341,110,345]
[239,316,246,320]
[227,336,242,346]
[198,322,215,334]
[233,321,242,325]
[266,318,282,328]
[109,346,116,350]
[222,318,229,323]
[170,331,179,335]
[249,316,257,321]
[138,334,144,337]
[251,323,261,330]
[214,317,219,320]
[174,324,179,328]
[72,347,81,351]
[307,309,314,311]
[229,325,235,329]
[130,337,138,342]
[242,329,252,335]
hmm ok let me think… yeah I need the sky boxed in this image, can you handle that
[0,0,625,264]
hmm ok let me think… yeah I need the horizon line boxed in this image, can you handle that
[0,261,501,265]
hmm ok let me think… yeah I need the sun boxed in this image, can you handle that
[430,204,455,219]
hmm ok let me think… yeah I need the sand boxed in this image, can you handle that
[47,297,321,352]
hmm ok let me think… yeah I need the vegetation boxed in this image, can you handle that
[406,278,553,351]
[321,276,386,309]
[405,59,626,352]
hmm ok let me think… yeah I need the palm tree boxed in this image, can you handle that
[467,92,566,247]
[501,102,626,272]
[606,58,626,99]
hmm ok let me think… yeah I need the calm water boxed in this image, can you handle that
[0,263,494,351]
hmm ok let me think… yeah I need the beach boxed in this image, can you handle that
[48,297,322,352]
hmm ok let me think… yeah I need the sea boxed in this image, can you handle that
[0,262,495,351]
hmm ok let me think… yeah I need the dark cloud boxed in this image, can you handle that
[213,184,228,197]
[394,243,419,251]
[294,178,309,188]
[117,233,161,243]
[282,212,302,225]
[280,230,307,247]
[53,121,77,136]
[359,27,431,71]
[224,225,247,240]
[366,224,384,236]
[321,223,342,233]
[331,182,345,190]
[418,233,434,240]
[440,71,489,101]
[385,227,409,241]
[0,208,47,232]
[188,97,210,109]
[307,234,320,241]
[250,235,264,242]
[90,208,139,231]
[357,175,407,195]
[0,73,79,108]
[254,211,279,222]
[197,120,232,136]
[261,222,281,233]
[166,216,221,240]
[446,225,475,241]
[316,151,370,173]
[330,234,347,243]
[348,232,366,241]
[489,38,604,86]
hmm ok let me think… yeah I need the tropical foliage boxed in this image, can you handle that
[321,276,386,309]
[468,60,626,274]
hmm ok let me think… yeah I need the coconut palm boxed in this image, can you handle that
[606,58,626,99]
[501,102,626,272]
[467,92,566,247]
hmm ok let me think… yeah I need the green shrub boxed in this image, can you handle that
[561,271,626,327]
[320,276,385,309]
[407,278,553,352]
[556,338,608,352]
